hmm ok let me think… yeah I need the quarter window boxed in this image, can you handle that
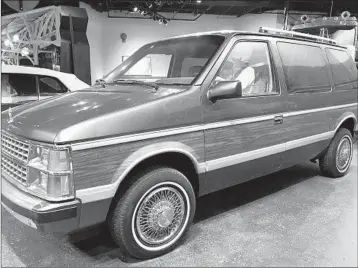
[277,42,331,94]
[326,48,358,90]
[214,42,277,97]
[39,76,67,95]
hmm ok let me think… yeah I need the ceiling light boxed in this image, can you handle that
[197,0,202,3]
[12,34,20,43]
[20,47,30,56]
[133,6,139,12]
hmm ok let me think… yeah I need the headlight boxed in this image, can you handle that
[27,146,74,202]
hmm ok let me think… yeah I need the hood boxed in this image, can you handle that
[1,85,185,143]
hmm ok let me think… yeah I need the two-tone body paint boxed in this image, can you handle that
[2,32,357,231]
[72,35,357,228]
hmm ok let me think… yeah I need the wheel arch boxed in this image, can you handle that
[107,142,204,215]
[333,113,357,135]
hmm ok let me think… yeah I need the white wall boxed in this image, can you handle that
[82,3,107,83]
[80,3,278,84]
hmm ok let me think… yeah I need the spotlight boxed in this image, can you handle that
[133,6,139,12]
[4,39,12,48]
[197,0,202,3]
[12,34,20,43]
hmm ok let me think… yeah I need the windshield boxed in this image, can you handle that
[103,35,225,86]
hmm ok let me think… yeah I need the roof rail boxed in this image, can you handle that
[259,27,337,45]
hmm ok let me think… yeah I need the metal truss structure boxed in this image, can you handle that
[1,6,61,66]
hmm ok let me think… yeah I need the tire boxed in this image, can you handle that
[108,167,196,260]
[319,128,353,178]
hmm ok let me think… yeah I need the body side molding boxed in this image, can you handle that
[70,103,358,151]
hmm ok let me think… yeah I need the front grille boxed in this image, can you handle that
[1,132,30,162]
[1,154,27,184]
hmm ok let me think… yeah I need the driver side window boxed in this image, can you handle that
[215,41,277,97]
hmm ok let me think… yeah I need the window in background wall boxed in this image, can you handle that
[122,56,151,76]
[122,54,172,77]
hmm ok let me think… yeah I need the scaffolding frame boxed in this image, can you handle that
[1,6,61,66]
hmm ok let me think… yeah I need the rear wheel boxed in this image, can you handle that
[319,128,353,178]
[108,167,196,260]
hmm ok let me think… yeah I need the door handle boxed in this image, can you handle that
[274,115,284,124]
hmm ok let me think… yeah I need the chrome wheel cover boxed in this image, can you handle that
[132,182,190,251]
[336,136,353,172]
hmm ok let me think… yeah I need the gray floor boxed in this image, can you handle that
[2,146,357,267]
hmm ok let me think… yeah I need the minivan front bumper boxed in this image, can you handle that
[1,177,80,233]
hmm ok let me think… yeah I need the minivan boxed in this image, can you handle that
[1,27,357,260]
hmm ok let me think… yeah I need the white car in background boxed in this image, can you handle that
[1,64,90,111]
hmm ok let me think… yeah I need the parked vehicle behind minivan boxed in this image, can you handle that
[1,28,358,260]
[1,64,90,111]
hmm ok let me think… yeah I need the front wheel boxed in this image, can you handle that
[319,128,353,178]
[108,167,196,260]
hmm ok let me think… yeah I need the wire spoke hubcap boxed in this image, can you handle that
[336,136,352,172]
[136,186,186,245]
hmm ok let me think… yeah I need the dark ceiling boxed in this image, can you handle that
[2,0,358,18]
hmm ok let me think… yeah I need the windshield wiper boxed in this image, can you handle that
[113,79,159,90]
[156,82,188,86]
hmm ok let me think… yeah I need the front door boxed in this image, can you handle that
[201,36,287,194]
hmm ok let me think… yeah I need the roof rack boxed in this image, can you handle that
[259,27,337,45]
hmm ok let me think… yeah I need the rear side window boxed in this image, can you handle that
[326,49,358,90]
[277,42,331,94]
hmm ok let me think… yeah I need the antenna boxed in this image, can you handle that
[259,27,337,45]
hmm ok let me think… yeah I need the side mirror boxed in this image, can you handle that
[207,80,242,102]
